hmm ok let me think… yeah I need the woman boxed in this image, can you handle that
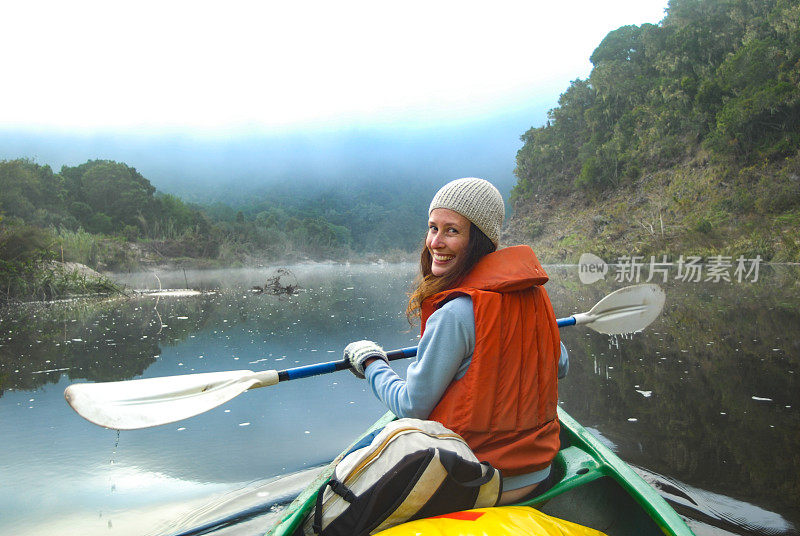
[344,177,568,505]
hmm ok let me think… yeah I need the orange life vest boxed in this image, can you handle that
[421,246,561,476]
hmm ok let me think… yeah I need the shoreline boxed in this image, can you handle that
[5,256,799,307]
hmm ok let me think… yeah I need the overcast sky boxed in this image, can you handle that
[3,0,669,136]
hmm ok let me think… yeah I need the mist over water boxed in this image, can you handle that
[1,263,798,535]
[0,107,544,205]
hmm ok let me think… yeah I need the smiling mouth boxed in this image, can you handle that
[432,253,455,263]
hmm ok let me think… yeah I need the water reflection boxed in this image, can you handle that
[0,263,798,535]
[549,265,800,533]
[0,264,419,535]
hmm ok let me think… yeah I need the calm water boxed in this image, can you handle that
[0,263,798,535]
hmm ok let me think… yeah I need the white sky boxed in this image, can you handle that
[2,0,668,133]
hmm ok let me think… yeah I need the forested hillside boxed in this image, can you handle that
[1,159,210,240]
[509,0,800,262]
[0,158,429,300]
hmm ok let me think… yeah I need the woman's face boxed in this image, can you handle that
[426,208,471,277]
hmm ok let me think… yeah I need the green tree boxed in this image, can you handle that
[61,160,157,233]
[514,0,800,198]
[0,159,67,224]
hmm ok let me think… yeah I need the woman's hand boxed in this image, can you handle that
[344,340,388,378]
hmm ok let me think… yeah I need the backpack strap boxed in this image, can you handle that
[328,478,357,502]
[312,478,357,535]
[438,450,499,487]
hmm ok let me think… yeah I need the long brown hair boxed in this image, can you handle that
[406,223,496,323]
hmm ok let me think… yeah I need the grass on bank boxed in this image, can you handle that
[507,152,800,264]
[0,222,126,303]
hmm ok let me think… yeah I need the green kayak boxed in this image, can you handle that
[267,407,695,536]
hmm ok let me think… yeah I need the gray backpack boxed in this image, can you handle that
[298,418,502,536]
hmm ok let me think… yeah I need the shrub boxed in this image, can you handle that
[0,222,53,263]
[754,172,800,214]
[693,219,713,234]
[122,225,139,242]
[524,218,546,240]
[57,228,99,266]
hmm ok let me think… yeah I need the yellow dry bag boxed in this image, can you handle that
[373,506,608,536]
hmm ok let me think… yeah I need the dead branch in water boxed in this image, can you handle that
[252,268,300,297]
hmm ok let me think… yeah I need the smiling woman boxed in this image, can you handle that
[414,177,503,296]
[427,209,471,276]
[344,177,566,506]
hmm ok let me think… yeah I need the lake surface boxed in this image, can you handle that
[1,263,798,535]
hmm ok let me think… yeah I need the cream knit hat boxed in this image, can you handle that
[429,177,505,246]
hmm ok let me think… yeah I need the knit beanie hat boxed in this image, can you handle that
[429,177,505,246]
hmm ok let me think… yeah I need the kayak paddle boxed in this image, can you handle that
[65,284,665,430]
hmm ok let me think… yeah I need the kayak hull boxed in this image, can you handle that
[525,408,693,535]
[267,408,694,536]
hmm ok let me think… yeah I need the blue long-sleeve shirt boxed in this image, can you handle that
[364,295,568,489]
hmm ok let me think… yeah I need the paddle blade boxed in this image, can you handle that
[64,370,272,430]
[578,284,665,335]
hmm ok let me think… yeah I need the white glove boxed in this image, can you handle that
[344,340,388,378]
